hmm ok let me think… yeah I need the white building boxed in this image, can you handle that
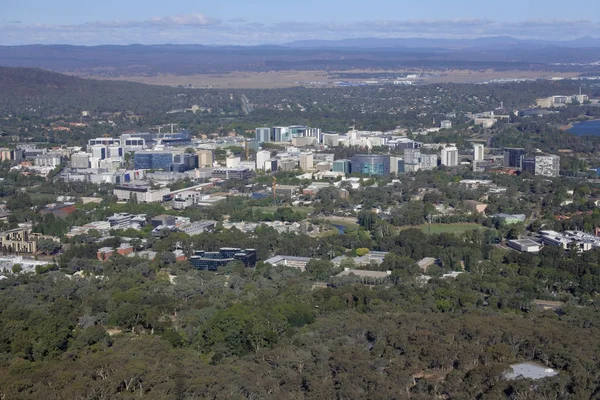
[299,152,314,171]
[71,152,90,169]
[226,156,241,169]
[440,120,452,129]
[420,154,438,170]
[441,146,459,167]
[35,154,62,168]
[256,150,271,171]
[113,184,170,203]
[473,143,485,161]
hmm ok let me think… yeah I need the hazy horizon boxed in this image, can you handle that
[1,0,599,45]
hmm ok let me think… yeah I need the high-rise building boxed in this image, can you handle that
[196,150,213,168]
[255,127,271,143]
[522,155,560,177]
[473,143,485,161]
[504,148,526,168]
[420,154,439,170]
[256,150,271,171]
[299,152,314,171]
[349,155,391,176]
[272,127,291,142]
[441,146,459,167]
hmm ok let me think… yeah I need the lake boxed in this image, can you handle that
[568,120,600,136]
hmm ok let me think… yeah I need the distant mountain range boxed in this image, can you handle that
[285,36,600,49]
[1,36,600,76]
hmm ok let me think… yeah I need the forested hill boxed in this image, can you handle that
[0,66,185,116]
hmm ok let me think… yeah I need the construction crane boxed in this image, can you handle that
[272,177,277,199]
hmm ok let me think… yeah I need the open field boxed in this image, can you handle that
[399,222,483,235]
[83,69,582,89]
[252,206,314,215]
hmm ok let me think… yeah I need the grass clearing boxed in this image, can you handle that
[399,223,483,235]
[252,206,314,215]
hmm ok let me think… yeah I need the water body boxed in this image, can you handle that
[568,120,600,136]
[332,224,347,235]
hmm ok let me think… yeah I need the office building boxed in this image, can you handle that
[333,159,351,174]
[189,248,257,271]
[388,137,421,151]
[71,152,90,169]
[440,120,452,129]
[35,154,62,168]
[322,133,340,147]
[256,150,271,171]
[113,183,170,203]
[211,168,254,180]
[299,152,314,171]
[88,137,121,148]
[403,148,421,165]
[196,149,213,168]
[420,154,438,170]
[350,155,391,176]
[134,151,173,170]
[0,227,37,254]
[522,155,560,177]
[265,159,278,172]
[255,127,271,143]
[173,153,198,171]
[473,143,485,161]
[121,137,146,152]
[504,148,526,168]
[441,146,459,167]
[272,127,291,142]
[289,126,308,137]
[264,255,312,271]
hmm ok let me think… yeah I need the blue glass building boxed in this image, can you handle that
[349,154,391,176]
[189,248,257,271]
[134,151,173,170]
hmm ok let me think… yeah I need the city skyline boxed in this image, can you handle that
[1,0,599,45]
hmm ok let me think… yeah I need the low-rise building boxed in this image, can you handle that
[189,248,257,271]
[508,239,542,253]
[0,227,38,254]
[264,255,312,271]
[463,200,488,214]
[113,183,170,203]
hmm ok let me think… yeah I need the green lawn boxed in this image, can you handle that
[252,206,314,215]
[400,223,483,235]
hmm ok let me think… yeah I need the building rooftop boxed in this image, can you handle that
[336,268,391,279]
[265,255,312,264]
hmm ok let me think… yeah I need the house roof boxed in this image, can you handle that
[336,269,391,279]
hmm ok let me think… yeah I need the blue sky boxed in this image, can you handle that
[1,0,599,45]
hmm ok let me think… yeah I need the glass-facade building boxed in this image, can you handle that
[333,159,351,174]
[189,248,257,271]
[134,151,173,170]
[349,155,391,176]
[255,127,271,143]
[504,148,526,168]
